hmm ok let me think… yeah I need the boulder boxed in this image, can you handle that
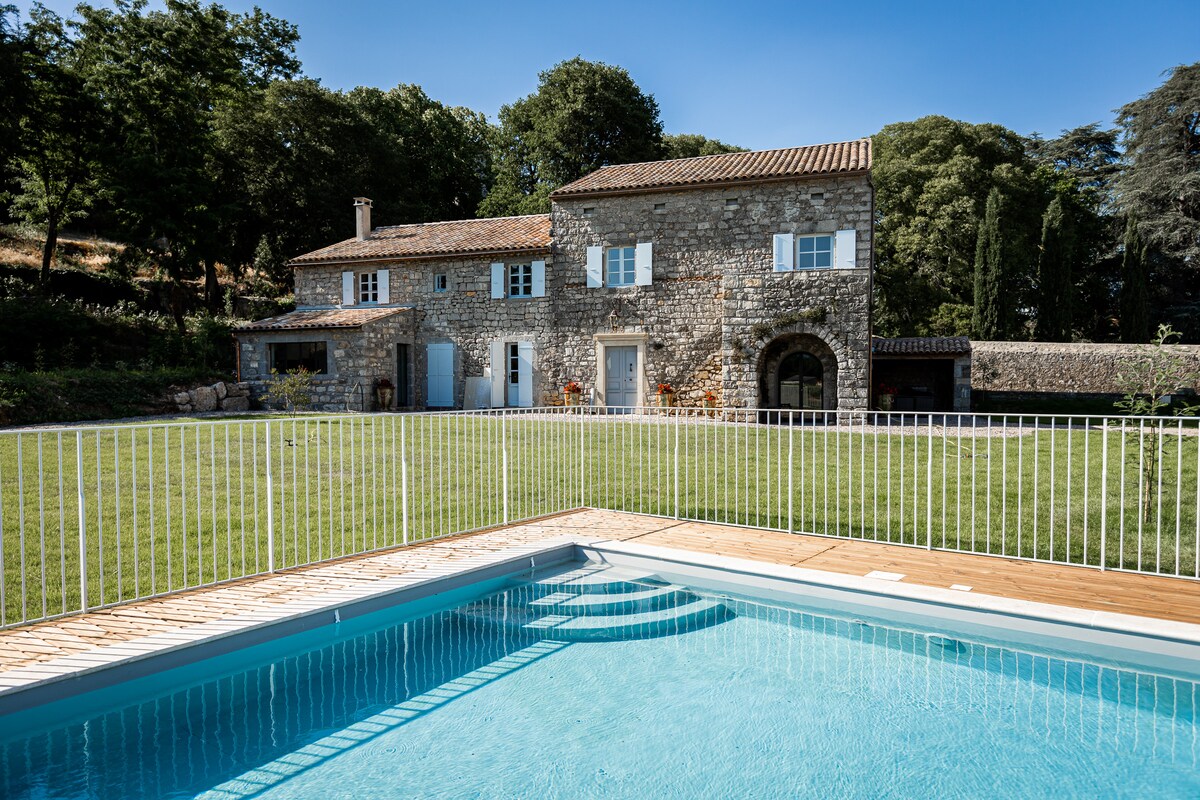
[220,395,250,412]
[213,382,228,400]
[173,391,191,406]
[189,385,218,412]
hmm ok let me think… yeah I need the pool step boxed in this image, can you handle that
[462,564,734,642]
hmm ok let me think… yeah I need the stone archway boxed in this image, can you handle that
[758,333,839,410]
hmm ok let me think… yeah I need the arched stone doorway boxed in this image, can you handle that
[758,334,838,410]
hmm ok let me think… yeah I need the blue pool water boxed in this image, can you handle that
[1,563,1199,799]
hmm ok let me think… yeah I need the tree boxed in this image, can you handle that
[9,4,103,284]
[0,4,27,198]
[1119,216,1150,342]
[662,133,745,159]
[480,57,663,217]
[872,116,1041,337]
[75,0,300,313]
[1115,64,1200,267]
[1035,195,1076,341]
[972,187,1017,339]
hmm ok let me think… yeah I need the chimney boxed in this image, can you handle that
[354,197,373,241]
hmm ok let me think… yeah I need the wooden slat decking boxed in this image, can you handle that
[1,509,1199,678]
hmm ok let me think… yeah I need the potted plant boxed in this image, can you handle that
[703,390,718,410]
[563,381,583,407]
[656,382,676,408]
[877,381,897,412]
[375,377,395,411]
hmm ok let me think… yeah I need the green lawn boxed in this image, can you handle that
[1,412,1197,626]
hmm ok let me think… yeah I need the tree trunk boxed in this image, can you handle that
[203,257,220,311]
[40,216,60,286]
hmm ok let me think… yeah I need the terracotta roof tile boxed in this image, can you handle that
[551,139,872,198]
[872,336,971,356]
[290,214,551,265]
[235,307,409,333]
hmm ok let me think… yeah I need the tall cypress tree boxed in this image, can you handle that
[1118,216,1150,342]
[971,188,1012,339]
[1036,195,1076,341]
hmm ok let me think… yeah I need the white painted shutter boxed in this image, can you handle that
[517,341,534,408]
[531,260,546,297]
[342,271,355,304]
[377,269,390,304]
[489,340,505,408]
[835,229,857,269]
[773,234,794,272]
[585,246,603,288]
[491,262,505,299]
[634,242,653,286]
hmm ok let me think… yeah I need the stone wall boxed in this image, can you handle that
[550,174,873,409]
[970,341,1200,396]
[170,380,252,413]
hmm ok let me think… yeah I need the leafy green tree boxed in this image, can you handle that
[75,0,299,313]
[480,57,663,217]
[9,3,103,284]
[1119,216,1150,342]
[0,4,27,199]
[1115,64,1200,266]
[662,133,745,159]
[1035,194,1076,341]
[972,187,1018,339]
[872,116,1040,337]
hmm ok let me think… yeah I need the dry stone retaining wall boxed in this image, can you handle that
[970,341,1200,396]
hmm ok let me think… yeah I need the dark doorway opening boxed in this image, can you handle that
[873,358,954,411]
[396,343,411,408]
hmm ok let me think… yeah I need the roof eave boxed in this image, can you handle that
[550,168,872,201]
[287,245,552,268]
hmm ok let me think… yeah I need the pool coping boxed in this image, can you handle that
[3,532,1200,714]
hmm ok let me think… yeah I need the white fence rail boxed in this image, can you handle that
[0,407,1197,628]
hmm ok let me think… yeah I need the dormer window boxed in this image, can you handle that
[358,271,379,303]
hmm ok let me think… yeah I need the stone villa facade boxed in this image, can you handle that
[235,140,876,411]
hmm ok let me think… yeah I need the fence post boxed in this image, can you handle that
[75,430,87,611]
[926,414,934,550]
[673,410,680,520]
[1099,421,1108,570]
[787,412,795,534]
[400,415,409,545]
[265,421,275,572]
[502,412,510,525]
[578,408,586,508]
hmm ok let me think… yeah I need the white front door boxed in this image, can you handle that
[605,346,638,409]
[426,343,454,407]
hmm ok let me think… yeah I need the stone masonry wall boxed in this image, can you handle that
[971,341,1200,395]
[551,174,872,409]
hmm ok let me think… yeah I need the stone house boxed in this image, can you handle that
[234,140,875,411]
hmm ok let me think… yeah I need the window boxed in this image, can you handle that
[810,191,825,202]
[270,341,328,375]
[358,271,378,303]
[508,343,520,385]
[508,263,532,297]
[725,197,739,209]
[653,202,666,212]
[433,273,448,293]
[583,207,596,217]
[796,235,833,270]
[605,246,636,287]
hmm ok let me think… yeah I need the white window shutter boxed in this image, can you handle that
[491,262,505,299]
[377,269,390,304]
[634,242,653,286]
[835,229,857,269]
[531,260,546,297]
[342,271,355,305]
[773,234,794,272]
[517,341,534,408]
[585,246,603,288]
[489,340,505,407]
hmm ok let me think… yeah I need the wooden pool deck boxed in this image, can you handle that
[2,508,1199,680]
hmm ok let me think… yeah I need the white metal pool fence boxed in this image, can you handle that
[0,407,1197,628]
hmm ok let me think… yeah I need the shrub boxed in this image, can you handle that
[0,366,222,425]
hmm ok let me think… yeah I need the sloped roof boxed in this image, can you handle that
[236,307,409,333]
[872,336,971,356]
[290,214,551,265]
[551,139,872,199]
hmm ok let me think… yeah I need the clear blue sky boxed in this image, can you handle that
[17,0,1200,149]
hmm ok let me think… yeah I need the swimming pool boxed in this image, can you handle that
[2,560,1198,799]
